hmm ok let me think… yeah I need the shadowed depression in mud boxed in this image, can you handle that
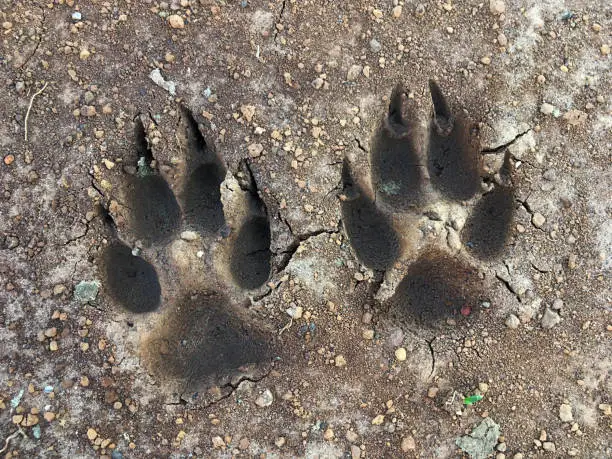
[370,84,425,210]
[427,80,481,201]
[142,293,274,393]
[389,250,483,324]
[126,119,181,245]
[181,107,227,235]
[340,158,401,271]
[101,241,161,314]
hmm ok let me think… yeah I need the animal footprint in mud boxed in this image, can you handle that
[96,110,274,399]
[341,81,515,325]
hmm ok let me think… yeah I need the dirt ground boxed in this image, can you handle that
[0,0,610,458]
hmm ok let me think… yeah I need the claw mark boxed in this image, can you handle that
[427,80,481,201]
[181,107,227,234]
[340,158,400,270]
[371,84,426,210]
[126,118,181,245]
[229,159,273,290]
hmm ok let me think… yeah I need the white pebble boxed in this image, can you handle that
[540,103,555,115]
[489,0,506,15]
[559,403,573,422]
[180,231,198,241]
[532,212,546,228]
[505,314,520,329]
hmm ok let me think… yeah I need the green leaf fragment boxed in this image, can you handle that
[463,394,484,406]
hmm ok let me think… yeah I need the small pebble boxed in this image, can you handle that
[180,231,198,241]
[401,435,416,451]
[392,6,402,18]
[369,38,382,53]
[239,438,250,449]
[395,347,407,361]
[44,327,57,338]
[275,437,286,447]
[212,436,225,448]
[255,389,274,407]
[489,0,506,15]
[371,414,384,425]
[505,314,520,329]
[168,14,185,29]
[532,213,546,228]
[347,65,363,81]
[87,428,98,441]
[286,306,303,319]
[323,428,334,440]
[248,143,264,158]
[559,403,573,422]
[335,355,347,367]
[541,308,560,329]
[540,103,555,115]
[311,77,324,89]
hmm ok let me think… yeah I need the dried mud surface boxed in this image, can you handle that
[0,1,610,458]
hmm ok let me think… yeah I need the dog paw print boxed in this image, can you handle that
[95,109,274,399]
[341,81,515,325]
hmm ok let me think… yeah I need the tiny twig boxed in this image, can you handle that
[0,427,26,454]
[278,318,293,336]
[24,81,49,142]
